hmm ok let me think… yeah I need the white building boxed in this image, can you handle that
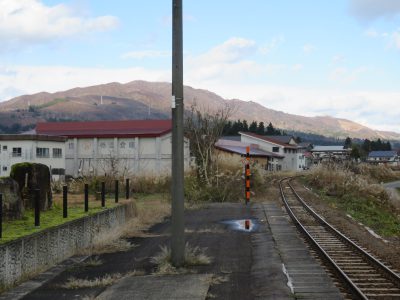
[36,120,190,177]
[239,132,306,171]
[0,135,66,178]
[367,151,399,166]
[311,145,351,163]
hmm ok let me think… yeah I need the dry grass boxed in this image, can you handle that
[305,163,400,236]
[60,273,122,289]
[121,195,171,238]
[81,256,103,267]
[207,274,229,286]
[151,243,212,275]
[77,194,170,255]
[307,164,396,206]
[60,269,146,290]
[90,238,134,255]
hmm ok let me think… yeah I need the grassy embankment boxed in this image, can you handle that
[303,164,400,237]
[0,195,119,244]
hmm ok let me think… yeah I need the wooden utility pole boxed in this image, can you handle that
[171,0,185,267]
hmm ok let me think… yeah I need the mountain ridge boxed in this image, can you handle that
[0,80,398,140]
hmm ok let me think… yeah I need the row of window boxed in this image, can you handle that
[68,141,136,150]
[6,147,63,158]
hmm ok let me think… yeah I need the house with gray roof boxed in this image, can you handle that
[310,145,351,163]
[367,151,399,166]
[215,139,283,171]
[238,132,307,171]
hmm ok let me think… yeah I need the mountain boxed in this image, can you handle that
[0,80,399,141]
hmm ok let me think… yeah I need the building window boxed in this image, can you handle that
[120,141,126,149]
[100,142,106,148]
[12,147,22,157]
[2,145,7,151]
[129,141,135,148]
[109,142,114,149]
[51,168,65,175]
[2,166,7,171]
[272,147,279,153]
[36,147,50,158]
[53,148,62,158]
[68,142,74,149]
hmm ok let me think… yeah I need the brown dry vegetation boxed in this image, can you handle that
[306,163,400,212]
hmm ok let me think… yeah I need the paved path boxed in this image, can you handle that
[384,180,400,190]
[1,201,343,300]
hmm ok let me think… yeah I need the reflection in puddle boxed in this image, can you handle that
[220,219,258,232]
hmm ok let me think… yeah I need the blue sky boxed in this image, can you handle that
[0,0,399,132]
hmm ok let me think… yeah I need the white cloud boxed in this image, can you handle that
[193,37,257,64]
[332,55,345,64]
[364,28,379,38]
[391,29,400,49]
[350,0,400,21]
[185,37,260,82]
[0,37,398,134]
[364,28,400,50]
[292,64,303,71]
[0,65,169,101]
[0,0,119,49]
[330,66,369,83]
[302,44,316,53]
[121,50,170,59]
[259,36,285,55]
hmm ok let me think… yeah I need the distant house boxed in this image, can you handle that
[36,119,190,177]
[310,145,351,163]
[0,134,66,179]
[215,139,283,171]
[367,151,399,166]
[239,132,307,171]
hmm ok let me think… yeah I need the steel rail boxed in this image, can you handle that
[287,179,400,287]
[279,177,367,299]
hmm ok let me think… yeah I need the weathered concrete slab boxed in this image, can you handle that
[96,274,212,300]
[251,204,292,299]
[262,203,343,299]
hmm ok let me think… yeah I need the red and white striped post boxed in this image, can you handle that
[245,146,251,205]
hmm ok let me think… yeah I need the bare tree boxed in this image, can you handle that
[185,102,234,185]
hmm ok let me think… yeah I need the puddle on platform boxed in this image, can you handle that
[220,219,258,232]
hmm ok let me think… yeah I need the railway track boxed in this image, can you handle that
[279,177,400,299]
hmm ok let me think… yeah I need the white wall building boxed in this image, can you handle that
[311,145,351,163]
[367,151,399,166]
[36,120,190,177]
[0,135,66,178]
[239,132,306,171]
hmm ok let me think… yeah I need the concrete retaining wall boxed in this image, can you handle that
[0,202,136,289]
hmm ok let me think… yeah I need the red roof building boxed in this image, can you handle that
[36,119,172,138]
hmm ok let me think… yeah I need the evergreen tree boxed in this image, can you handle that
[242,120,249,132]
[266,122,275,135]
[257,122,265,135]
[249,121,258,133]
[222,121,232,135]
[294,136,302,144]
[231,120,242,135]
[350,144,361,160]
[362,139,371,153]
[344,137,352,149]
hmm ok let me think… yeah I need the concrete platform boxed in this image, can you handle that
[262,202,343,300]
[1,201,343,300]
[96,274,212,300]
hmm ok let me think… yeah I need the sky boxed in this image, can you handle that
[0,0,399,133]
